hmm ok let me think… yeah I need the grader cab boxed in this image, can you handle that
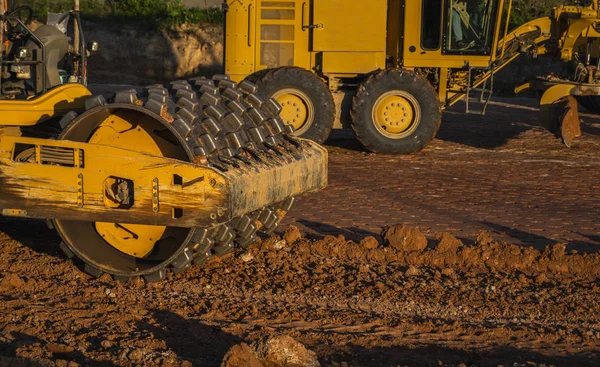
[225,0,600,152]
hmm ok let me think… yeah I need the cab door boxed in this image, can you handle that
[253,1,310,71]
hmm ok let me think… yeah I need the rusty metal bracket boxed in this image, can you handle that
[152,178,159,213]
[77,173,84,208]
[2,209,27,217]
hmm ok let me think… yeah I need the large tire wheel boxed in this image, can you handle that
[51,75,301,282]
[351,69,441,154]
[252,67,334,144]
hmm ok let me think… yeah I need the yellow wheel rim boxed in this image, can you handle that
[88,111,186,259]
[372,91,421,139]
[273,88,314,135]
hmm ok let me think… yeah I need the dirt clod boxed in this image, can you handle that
[128,348,143,362]
[535,273,548,285]
[284,225,302,244]
[441,268,455,277]
[435,232,463,252]
[382,224,427,252]
[476,231,494,245]
[359,236,380,249]
[405,265,420,277]
[47,343,74,354]
[240,252,254,263]
[221,343,264,367]
[223,336,319,367]
[257,336,320,367]
[101,340,112,349]
[0,273,24,290]
[273,240,286,250]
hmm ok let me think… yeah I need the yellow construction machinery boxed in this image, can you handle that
[224,0,600,152]
[0,0,327,281]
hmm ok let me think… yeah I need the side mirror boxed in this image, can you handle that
[86,41,99,53]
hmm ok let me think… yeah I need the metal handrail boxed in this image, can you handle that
[499,0,514,60]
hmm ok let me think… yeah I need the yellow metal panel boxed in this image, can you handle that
[321,52,386,74]
[0,135,328,228]
[225,0,256,78]
[312,0,387,52]
[403,55,492,68]
[0,84,91,126]
[0,135,228,228]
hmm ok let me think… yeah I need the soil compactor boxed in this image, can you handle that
[224,0,600,152]
[0,1,327,281]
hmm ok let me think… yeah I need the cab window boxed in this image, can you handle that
[446,0,499,54]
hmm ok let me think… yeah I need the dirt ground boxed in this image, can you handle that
[1,98,599,367]
[285,98,600,252]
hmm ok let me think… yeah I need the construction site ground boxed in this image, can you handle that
[0,97,599,367]
[286,98,600,252]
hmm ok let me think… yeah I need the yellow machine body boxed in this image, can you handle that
[0,0,328,281]
[0,82,328,228]
[0,133,327,227]
[225,0,600,138]
[0,83,90,126]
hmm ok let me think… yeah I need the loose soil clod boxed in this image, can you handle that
[223,336,320,367]
[382,224,428,252]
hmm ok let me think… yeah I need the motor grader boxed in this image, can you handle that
[0,0,327,281]
[224,0,600,153]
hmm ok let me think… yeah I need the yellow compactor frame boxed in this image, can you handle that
[0,80,328,281]
[0,0,327,281]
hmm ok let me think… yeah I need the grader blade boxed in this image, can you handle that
[558,96,582,148]
[540,96,582,148]
[539,84,582,148]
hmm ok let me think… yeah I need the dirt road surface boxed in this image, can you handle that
[0,97,599,367]
[285,98,600,252]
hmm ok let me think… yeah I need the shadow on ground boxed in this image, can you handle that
[293,219,380,242]
[436,101,537,149]
[0,332,117,367]
[322,343,598,367]
[0,218,63,259]
[481,220,600,253]
[136,310,243,366]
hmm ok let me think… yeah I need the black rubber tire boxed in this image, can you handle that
[351,69,442,154]
[576,95,600,114]
[252,67,334,144]
[53,75,304,282]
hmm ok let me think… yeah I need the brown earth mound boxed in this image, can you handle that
[265,224,600,280]
[222,335,320,367]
